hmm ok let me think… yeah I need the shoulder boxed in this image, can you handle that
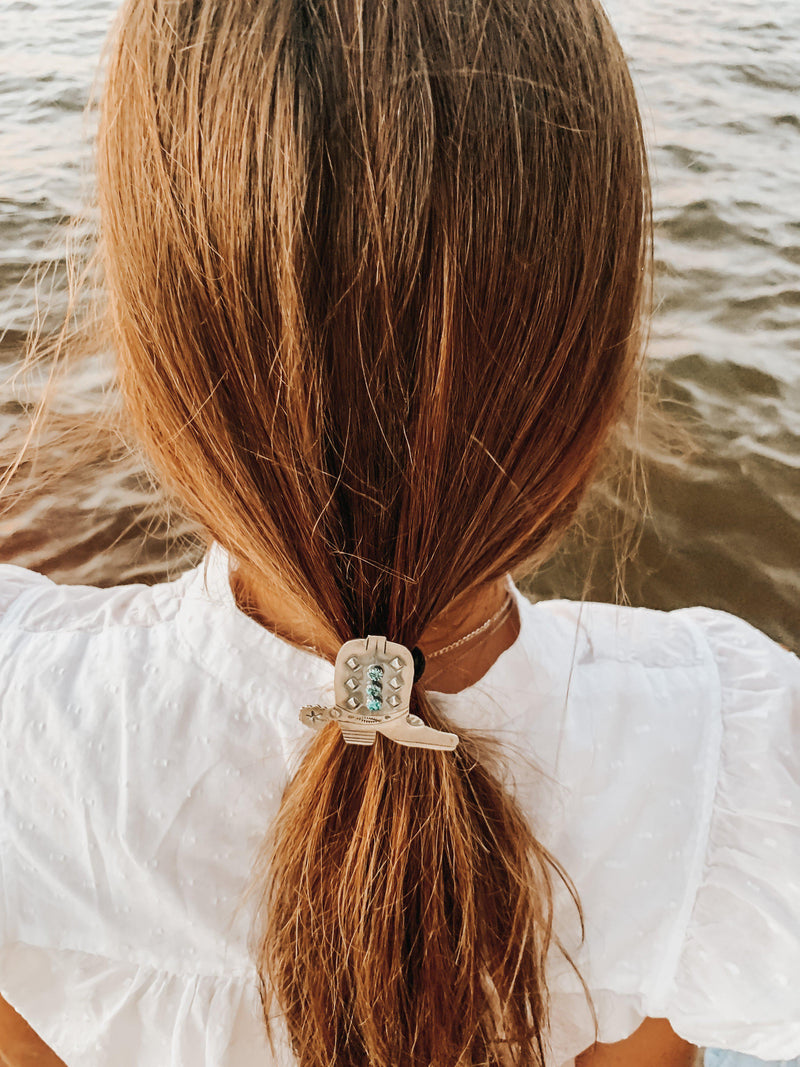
[524,597,800,1060]
[517,597,727,784]
[0,562,206,738]
[0,561,307,1066]
[0,552,315,928]
[0,561,282,1007]
[526,595,798,712]
[528,595,723,669]
[0,561,191,636]
[0,561,213,714]
[671,602,799,699]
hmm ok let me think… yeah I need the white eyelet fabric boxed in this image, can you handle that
[0,545,797,1066]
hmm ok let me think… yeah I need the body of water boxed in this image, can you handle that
[0,0,798,645]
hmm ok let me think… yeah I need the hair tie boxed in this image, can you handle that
[299,636,457,751]
[411,646,426,683]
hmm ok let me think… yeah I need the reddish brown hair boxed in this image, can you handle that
[98,0,651,1063]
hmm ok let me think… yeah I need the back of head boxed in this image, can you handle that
[98,0,650,1063]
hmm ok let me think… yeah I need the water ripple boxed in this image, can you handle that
[0,0,798,644]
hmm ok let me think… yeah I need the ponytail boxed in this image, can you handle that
[252,686,580,1067]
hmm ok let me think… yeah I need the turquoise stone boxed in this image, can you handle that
[367,665,384,681]
[367,683,382,700]
[367,698,382,712]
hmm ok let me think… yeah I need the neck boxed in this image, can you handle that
[229,567,520,695]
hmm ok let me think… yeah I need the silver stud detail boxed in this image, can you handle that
[345,677,359,691]
[388,694,401,707]
[346,656,359,670]
[390,656,403,670]
[346,696,360,709]
[389,676,402,690]
[331,708,342,718]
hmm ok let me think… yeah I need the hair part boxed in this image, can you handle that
[98,0,651,1063]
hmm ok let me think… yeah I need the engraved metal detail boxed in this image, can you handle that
[298,635,458,751]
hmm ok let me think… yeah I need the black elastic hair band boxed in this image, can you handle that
[411,646,426,683]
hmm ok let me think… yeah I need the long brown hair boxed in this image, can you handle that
[97,0,651,1063]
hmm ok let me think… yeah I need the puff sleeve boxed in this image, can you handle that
[655,608,800,1059]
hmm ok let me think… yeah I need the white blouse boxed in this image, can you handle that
[0,545,797,1067]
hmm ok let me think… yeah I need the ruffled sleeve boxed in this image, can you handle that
[655,607,800,1059]
[0,943,287,1067]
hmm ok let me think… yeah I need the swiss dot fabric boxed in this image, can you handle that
[0,545,797,1066]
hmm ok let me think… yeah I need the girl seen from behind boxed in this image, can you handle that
[0,2,797,1066]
